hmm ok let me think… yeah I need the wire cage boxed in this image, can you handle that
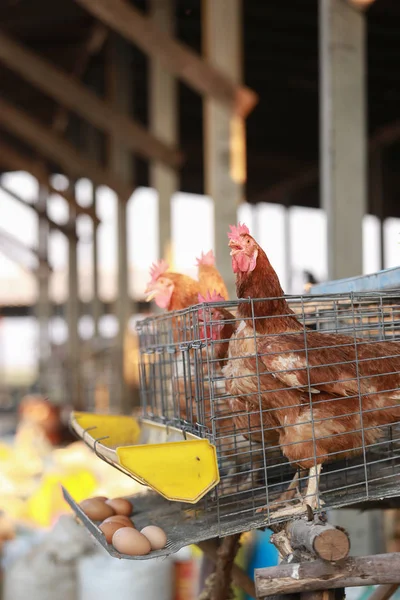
[136,290,400,535]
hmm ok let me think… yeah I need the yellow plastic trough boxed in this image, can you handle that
[70,412,220,504]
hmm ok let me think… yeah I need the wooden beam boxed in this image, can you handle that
[0,29,182,169]
[252,110,400,207]
[0,139,99,221]
[255,553,400,598]
[0,226,51,275]
[52,23,108,134]
[0,181,76,238]
[74,0,258,118]
[0,98,132,200]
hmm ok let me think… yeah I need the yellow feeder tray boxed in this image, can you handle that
[70,412,220,504]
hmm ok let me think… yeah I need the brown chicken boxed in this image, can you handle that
[224,222,400,516]
[145,259,200,311]
[196,250,229,300]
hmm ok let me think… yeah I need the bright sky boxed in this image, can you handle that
[0,171,399,374]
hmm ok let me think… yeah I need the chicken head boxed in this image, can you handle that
[198,290,226,341]
[145,259,174,309]
[228,223,258,274]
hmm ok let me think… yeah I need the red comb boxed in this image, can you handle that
[195,249,215,266]
[198,289,225,303]
[227,222,250,241]
[149,259,169,282]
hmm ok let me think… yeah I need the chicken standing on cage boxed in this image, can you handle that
[196,250,229,300]
[224,222,400,517]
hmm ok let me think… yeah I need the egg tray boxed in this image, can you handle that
[63,485,228,560]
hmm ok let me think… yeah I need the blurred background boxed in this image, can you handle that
[1,0,400,598]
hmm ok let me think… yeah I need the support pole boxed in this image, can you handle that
[92,183,101,338]
[150,0,177,263]
[203,0,245,299]
[66,185,81,410]
[107,35,134,414]
[319,0,367,280]
[36,185,51,393]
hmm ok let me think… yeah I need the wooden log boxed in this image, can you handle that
[197,539,256,599]
[287,517,350,562]
[255,553,400,598]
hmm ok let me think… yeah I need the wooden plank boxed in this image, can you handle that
[0,29,182,169]
[0,181,76,238]
[0,139,99,221]
[74,0,258,118]
[255,553,400,598]
[0,97,132,200]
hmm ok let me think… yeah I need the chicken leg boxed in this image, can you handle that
[270,464,324,519]
[256,465,324,518]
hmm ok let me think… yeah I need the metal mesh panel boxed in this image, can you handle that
[136,291,400,534]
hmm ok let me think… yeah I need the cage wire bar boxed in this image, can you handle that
[136,290,400,537]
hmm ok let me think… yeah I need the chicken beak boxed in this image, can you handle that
[228,239,242,256]
[145,290,157,302]
[144,283,158,302]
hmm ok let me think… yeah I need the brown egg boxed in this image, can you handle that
[105,498,133,517]
[112,527,151,556]
[140,526,167,550]
[79,499,115,521]
[99,520,125,543]
[92,496,109,502]
[102,515,134,528]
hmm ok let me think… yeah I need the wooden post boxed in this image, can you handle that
[150,0,177,263]
[92,183,101,338]
[84,120,103,340]
[203,0,245,299]
[36,185,51,393]
[319,0,367,280]
[106,35,134,414]
[197,538,256,599]
[66,183,81,410]
[369,149,385,270]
